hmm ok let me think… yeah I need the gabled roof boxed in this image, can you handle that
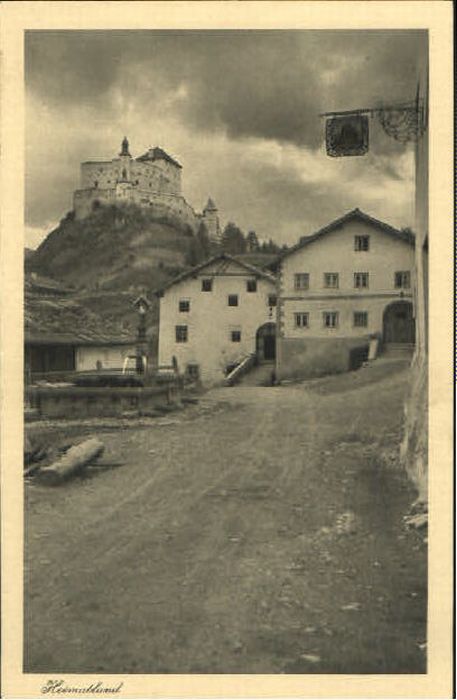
[155,253,276,296]
[279,208,415,261]
[136,146,182,169]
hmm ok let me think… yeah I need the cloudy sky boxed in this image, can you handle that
[25,29,426,248]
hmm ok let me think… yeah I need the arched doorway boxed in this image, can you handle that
[383,301,415,344]
[256,323,276,362]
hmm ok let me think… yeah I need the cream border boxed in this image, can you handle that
[1,2,453,698]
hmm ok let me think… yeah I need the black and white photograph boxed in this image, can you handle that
[0,1,453,697]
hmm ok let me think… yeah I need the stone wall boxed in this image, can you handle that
[400,356,428,502]
[276,336,370,381]
[81,157,181,197]
[399,50,429,502]
[74,186,198,230]
[73,187,117,218]
[29,383,181,419]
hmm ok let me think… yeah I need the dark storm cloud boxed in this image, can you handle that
[25,29,423,242]
[26,30,426,150]
[222,161,346,241]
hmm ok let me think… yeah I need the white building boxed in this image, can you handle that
[156,254,277,384]
[276,209,416,380]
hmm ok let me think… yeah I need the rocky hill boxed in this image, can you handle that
[29,203,205,294]
[27,203,279,345]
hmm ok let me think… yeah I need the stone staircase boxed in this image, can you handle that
[224,353,256,386]
[236,361,276,387]
[382,343,415,357]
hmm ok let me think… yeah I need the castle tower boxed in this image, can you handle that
[119,136,131,157]
[202,197,221,242]
[118,136,132,182]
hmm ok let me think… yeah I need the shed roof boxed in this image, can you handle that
[25,295,136,347]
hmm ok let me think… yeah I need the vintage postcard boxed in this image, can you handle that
[1,1,454,698]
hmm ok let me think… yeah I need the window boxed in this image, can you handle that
[394,271,411,288]
[228,294,238,307]
[268,294,277,307]
[179,299,190,312]
[247,279,257,293]
[324,273,339,288]
[323,312,339,328]
[355,235,370,251]
[175,325,188,343]
[231,330,242,342]
[201,278,213,292]
[294,273,309,290]
[354,272,369,289]
[294,312,309,328]
[354,311,368,327]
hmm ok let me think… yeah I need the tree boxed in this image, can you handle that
[221,222,246,255]
[185,238,201,267]
[246,230,259,252]
[185,222,212,268]
[196,221,211,259]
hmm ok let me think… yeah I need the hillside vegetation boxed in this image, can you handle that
[27,203,280,342]
[29,203,199,293]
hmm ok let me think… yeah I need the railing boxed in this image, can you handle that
[224,353,257,386]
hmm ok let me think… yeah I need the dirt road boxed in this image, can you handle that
[25,360,426,674]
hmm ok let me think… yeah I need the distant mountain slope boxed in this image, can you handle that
[29,203,198,292]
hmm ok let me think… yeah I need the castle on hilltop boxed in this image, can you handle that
[73,137,221,241]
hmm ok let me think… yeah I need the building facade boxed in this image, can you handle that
[276,209,416,380]
[157,254,277,384]
[400,46,429,502]
[73,137,221,241]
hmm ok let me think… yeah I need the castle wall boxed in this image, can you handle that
[73,185,198,230]
[73,188,117,218]
[131,190,197,230]
[81,158,181,197]
[81,161,122,189]
[74,143,202,233]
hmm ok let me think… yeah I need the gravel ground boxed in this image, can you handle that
[24,359,426,674]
